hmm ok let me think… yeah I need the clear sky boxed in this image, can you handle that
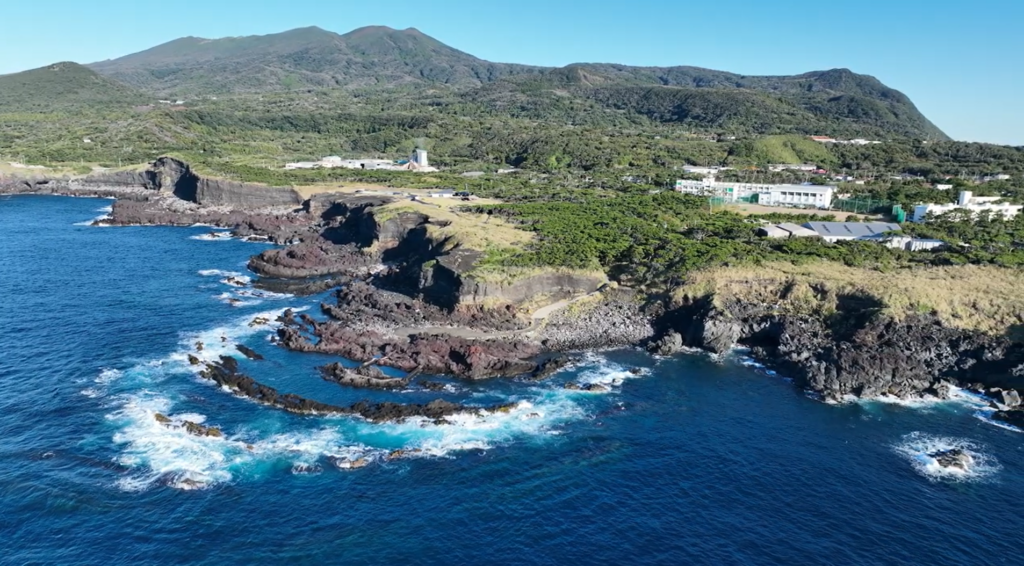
[2,0,1021,145]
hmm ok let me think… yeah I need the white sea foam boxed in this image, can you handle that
[853,386,998,413]
[110,394,235,491]
[73,215,112,226]
[221,275,252,287]
[108,309,632,490]
[190,231,234,241]
[893,432,1000,482]
[235,289,293,300]
[177,307,298,367]
[569,353,649,392]
[215,292,262,307]
[348,394,586,459]
[96,368,124,384]
[198,269,243,278]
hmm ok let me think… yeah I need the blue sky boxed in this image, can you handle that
[2,0,1021,145]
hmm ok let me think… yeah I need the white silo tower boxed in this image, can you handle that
[413,149,429,168]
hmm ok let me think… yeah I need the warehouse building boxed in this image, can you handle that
[802,222,902,243]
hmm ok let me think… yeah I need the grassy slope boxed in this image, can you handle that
[675,262,1024,335]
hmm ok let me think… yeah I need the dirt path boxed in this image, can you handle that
[392,291,601,340]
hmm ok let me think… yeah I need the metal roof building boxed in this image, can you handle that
[802,222,901,242]
[757,223,821,239]
[777,223,819,237]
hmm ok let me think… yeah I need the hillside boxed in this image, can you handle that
[85,26,947,140]
[468,66,947,140]
[0,62,144,112]
[88,26,543,95]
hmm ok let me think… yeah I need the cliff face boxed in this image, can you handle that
[651,279,1024,402]
[1,157,302,209]
[274,193,605,310]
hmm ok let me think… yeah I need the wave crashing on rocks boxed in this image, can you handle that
[893,432,1000,483]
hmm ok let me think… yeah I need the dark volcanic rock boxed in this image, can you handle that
[248,240,375,279]
[993,409,1024,429]
[200,356,510,423]
[528,356,572,381]
[153,413,223,438]
[322,281,528,333]
[929,448,973,472]
[236,344,265,361]
[652,295,1024,402]
[648,331,684,356]
[106,199,314,244]
[278,316,541,379]
[319,363,411,390]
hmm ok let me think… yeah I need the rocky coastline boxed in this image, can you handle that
[5,156,1024,426]
[647,293,1024,421]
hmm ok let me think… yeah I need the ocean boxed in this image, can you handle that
[1,195,1022,565]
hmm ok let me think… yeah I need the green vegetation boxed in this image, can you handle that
[2,25,1022,292]
[468,189,1024,286]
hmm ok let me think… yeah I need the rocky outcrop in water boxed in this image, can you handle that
[200,356,511,423]
[235,344,264,361]
[319,363,412,390]
[929,448,973,472]
[154,413,223,438]
[105,198,314,243]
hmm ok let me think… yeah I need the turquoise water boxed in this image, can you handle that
[1,195,1022,565]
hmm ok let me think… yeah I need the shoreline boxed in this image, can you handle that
[3,162,1024,427]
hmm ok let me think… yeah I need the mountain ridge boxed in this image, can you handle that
[0,26,948,140]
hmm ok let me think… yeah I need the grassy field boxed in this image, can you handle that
[675,262,1024,335]
[377,196,532,253]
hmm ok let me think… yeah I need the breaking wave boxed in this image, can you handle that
[190,231,234,241]
[893,432,1000,483]
[105,310,649,490]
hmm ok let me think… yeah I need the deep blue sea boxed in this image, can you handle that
[2,195,1023,565]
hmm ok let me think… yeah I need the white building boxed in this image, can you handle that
[682,165,729,177]
[912,191,1023,223]
[877,236,946,251]
[768,163,817,172]
[935,184,954,191]
[675,180,835,209]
